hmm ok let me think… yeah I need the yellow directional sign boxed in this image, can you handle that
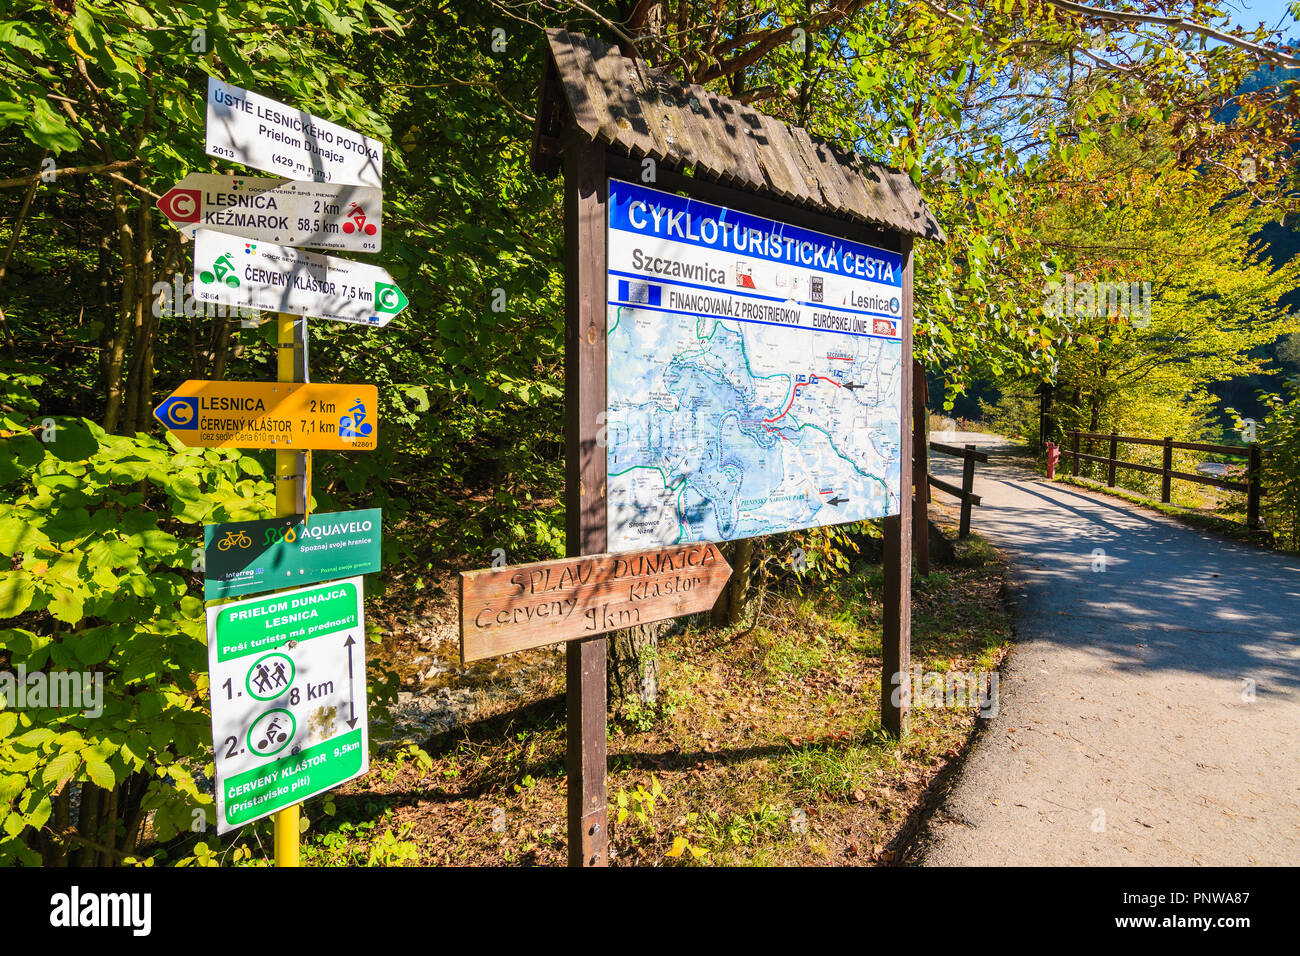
[154,381,378,450]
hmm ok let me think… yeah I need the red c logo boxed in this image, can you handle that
[158,188,201,223]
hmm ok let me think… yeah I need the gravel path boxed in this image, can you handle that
[912,433,1300,865]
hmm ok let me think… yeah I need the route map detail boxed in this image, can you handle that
[605,178,905,551]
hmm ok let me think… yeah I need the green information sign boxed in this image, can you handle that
[204,508,381,600]
[222,729,365,828]
[207,577,368,833]
[210,580,361,661]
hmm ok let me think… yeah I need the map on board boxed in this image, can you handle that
[606,178,905,552]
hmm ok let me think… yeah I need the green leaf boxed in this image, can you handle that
[42,751,81,786]
[0,515,50,557]
[25,97,82,153]
[75,629,112,666]
[83,756,115,789]
[45,420,100,463]
[0,572,35,619]
[48,588,85,625]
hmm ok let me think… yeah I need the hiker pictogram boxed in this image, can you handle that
[246,652,295,702]
[342,202,377,236]
[199,252,241,288]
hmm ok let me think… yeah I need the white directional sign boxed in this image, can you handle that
[205,77,383,187]
[207,577,369,833]
[193,228,407,326]
[157,173,383,252]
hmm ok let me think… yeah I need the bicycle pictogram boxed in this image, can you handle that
[341,202,377,236]
[248,709,295,757]
[216,529,252,551]
[339,399,374,438]
[199,252,241,288]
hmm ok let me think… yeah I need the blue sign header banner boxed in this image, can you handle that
[608,178,903,287]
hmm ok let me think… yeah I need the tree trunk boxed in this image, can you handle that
[72,782,100,867]
[710,541,733,625]
[726,537,754,626]
[122,193,153,431]
[102,179,138,433]
[606,621,664,710]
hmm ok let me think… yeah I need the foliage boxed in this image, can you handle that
[3,0,1300,866]
[1254,380,1300,550]
[302,812,421,866]
[0,371,270,864]
[979,110,1300,476]
[614,774,663,827]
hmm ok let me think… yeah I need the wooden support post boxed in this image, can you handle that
[959,445,976,539]
[563,134,608,867]
[1107,431,1118,487]
[1247,443,1262,531]
[881,239,913,738]
[912,359,929,577]
[1161,437,1173,504]
[1071,431,1080,477]
[881,516,911,737]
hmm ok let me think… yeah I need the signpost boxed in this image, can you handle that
[206,77,383,187]
[192,229,407,327]
[459,543,731,663]
[153,380,379,450]
[157,173,383,252]
[205,508,383,600]
[206,577,369,834]
[172,75,396,867]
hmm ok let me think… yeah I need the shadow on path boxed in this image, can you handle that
[914,433,1300,865]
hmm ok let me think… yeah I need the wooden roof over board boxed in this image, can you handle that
[532,27,945,244]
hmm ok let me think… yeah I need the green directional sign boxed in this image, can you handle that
[207,577,368,834]
[204,508,382,600]
[222,730,365,829]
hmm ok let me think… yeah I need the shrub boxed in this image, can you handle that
[0,372,272,864]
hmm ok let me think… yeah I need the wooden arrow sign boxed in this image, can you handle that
[459,543,732,663]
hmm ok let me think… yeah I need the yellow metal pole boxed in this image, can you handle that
[273,311,302,867]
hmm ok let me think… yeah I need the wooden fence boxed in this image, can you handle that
[1061,430,1264,530]
[927,440,987,538]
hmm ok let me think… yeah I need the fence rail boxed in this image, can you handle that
[928,441,986,538]
[1061,430,1265,530]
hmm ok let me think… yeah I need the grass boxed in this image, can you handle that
[272,509,1016,867]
